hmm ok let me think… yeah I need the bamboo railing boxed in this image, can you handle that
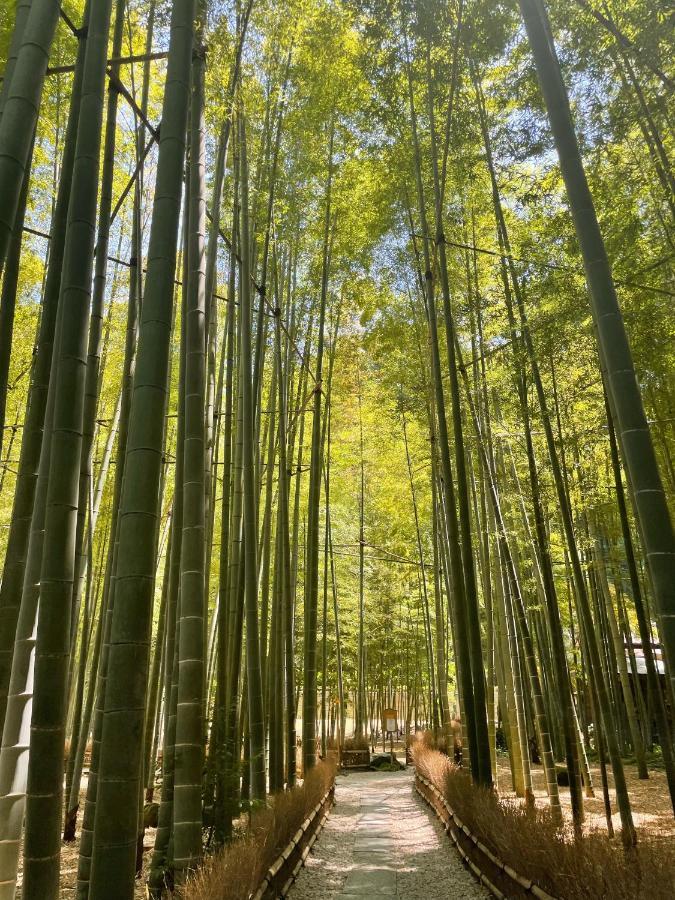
[415,772,557,900]
[251,782,335,899]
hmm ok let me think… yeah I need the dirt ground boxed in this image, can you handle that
[495,756,675,843]
[15,784,156,900]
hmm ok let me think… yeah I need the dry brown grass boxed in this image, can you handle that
[413,743,675,900]
[415,725,463,760]
[182,759,336,900]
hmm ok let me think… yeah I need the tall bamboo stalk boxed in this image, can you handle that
[302,122,334,771]
[237,108,266,801]
[520,0,675,712]
[0,3,90,724]
[173,8,207,876]
[21,0,115,893]
[87,1,196,892]
[0,0,60,273]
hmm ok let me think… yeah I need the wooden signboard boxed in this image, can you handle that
[382,707,397,733]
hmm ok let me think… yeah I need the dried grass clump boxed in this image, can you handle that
[414,737,454,783]
[182,758,336,900]
[418,729,438,750]
[416,724,463,759]
[412,743,675,900]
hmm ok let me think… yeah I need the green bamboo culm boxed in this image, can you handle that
[85,0,197,894]
[402,26,480,780]
[472,63,583,825]
[0,136,32,447]
[519,0,675,701]
[213,156,239,842]
[0,0,91,726]
[237,107,267,802]
[173,5,208,878]
[75,131,143,900]
[147,258,187,898]
[21,0,115,894]
[67,0,129,710]
[0,284,61,900]
[425,44,492,788]
[302,122,334,774]
[0,0,61,275]
[0,0,33,124]
[0,2,92,876]
[273,272,295,789]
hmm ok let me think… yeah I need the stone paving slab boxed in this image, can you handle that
[342,868,397,895]
[338,894,397,900]
[353,837,394,852]
[357,826,390,837]
[352,852,397,867]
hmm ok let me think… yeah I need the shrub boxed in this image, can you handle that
[182,758,336,900]
[412,743,675,900]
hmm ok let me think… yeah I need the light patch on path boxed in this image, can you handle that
[289,768,489,899]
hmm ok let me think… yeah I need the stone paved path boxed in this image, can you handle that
[289,767,488,899]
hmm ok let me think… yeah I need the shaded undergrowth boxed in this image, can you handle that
[413,743,675,900]
[182,759,336,900]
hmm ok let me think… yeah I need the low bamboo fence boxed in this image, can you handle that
[415,772,557,900]
[250,781,335,899]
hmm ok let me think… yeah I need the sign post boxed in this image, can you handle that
[382,707,397,765]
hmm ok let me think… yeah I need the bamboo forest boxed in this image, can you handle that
[0,0,673,897]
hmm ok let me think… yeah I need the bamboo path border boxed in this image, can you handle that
[251,781,336,900]
[415,772,558,900]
